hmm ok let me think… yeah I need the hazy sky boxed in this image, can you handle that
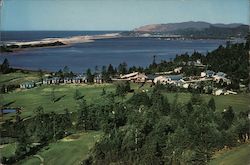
[1,0,249,31]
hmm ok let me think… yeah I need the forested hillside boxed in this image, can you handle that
[84,87,249,164]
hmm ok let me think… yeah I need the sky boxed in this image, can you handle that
[1,0,249,31]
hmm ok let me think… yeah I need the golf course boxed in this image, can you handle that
[1,71,250,164]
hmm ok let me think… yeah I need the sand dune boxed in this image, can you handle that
[7,33,121,46]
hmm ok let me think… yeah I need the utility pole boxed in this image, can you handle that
[153,55,156,64]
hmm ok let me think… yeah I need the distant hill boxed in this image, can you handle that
[128,21,249,39]
[134,21,246,32]
[134,21,211,32]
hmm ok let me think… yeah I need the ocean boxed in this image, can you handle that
[0,31,226,73]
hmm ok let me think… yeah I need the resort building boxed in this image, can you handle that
[94,74,104,84]
[153,76,170,84]
[174,67,182,73]
[212,72,231,84]
[20,81,35,89]
[154,74,184,85]
[213,89,224,96]
[120,72,148,83]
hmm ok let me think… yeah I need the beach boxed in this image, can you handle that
[4,33,121,50]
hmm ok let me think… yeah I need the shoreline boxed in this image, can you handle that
[1,33,121,53]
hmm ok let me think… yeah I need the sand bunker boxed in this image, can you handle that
[61,134,81,142]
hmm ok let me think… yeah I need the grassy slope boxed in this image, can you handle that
[1,84,116,118]
[19,131,102,165]
[0,143,16,158]
[209,143,250,165]
[163,92,250,112]
[0,71,40,86]
[1,73,250,164]
[1,83,249,120]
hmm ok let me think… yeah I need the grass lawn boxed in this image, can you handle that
[0,143,16,158]
[209,143,250,165]
[163,92,250,112]
[19,131,102,165]
[1,82,249,121]
[1,84,116,119]
[0,71,40,86]
[1,73,249,164]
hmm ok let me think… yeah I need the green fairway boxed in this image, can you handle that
[209,144,250,165]
[1,84,116,118]
[1,83,249,121]
[19,131,102,165]
[0,71,40,86]
[163,92,250,112]
[0,143,16,158]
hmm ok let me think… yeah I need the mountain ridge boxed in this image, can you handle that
[134,21,247,32]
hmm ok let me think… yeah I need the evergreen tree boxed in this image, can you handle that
[1,58,10,74]
[151,90,165,113]
[116,81,131,97]
[63,66,70,76]
[74,89,81,100]
[221,106,235,130]
[107,64,115,75]
[51,87,56,102]
[86,68,94,83]
[38,69,43,82]
[208,97,216,111]
[118,62,127,74]
[101,88,106,96]
[77,98,88,131]
[63,108,72,130]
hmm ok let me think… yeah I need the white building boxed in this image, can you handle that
[153,76,170,84]
[213,89,223,96]
[182,83,189,89]
[120,72,148,83]
[200,72,206,78]
[174,67,182,73]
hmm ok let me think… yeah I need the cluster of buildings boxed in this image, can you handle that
[42,76,88,85]
[114,67,236,96]
[19,62,237,96]
[19,74,103,89]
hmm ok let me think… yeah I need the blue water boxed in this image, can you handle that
[1,31,120,42]
[2,109,17,114]
[0,31,226,73]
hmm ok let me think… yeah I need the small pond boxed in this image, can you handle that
[1,109,17,114]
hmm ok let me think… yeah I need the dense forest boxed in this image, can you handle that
[84,87,249,164]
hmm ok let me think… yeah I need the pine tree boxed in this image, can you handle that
[86,68,94,83]
[1,58,10,74]
[77,98,88,131]
[51,87,56,102]
[74,89,81,100]
[208,97,216,111]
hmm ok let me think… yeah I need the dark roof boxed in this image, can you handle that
[216,72,226,77]
[21,81,35,85]
[168,74,183,81]
[147,74,157,80]
[206,70,215,75]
